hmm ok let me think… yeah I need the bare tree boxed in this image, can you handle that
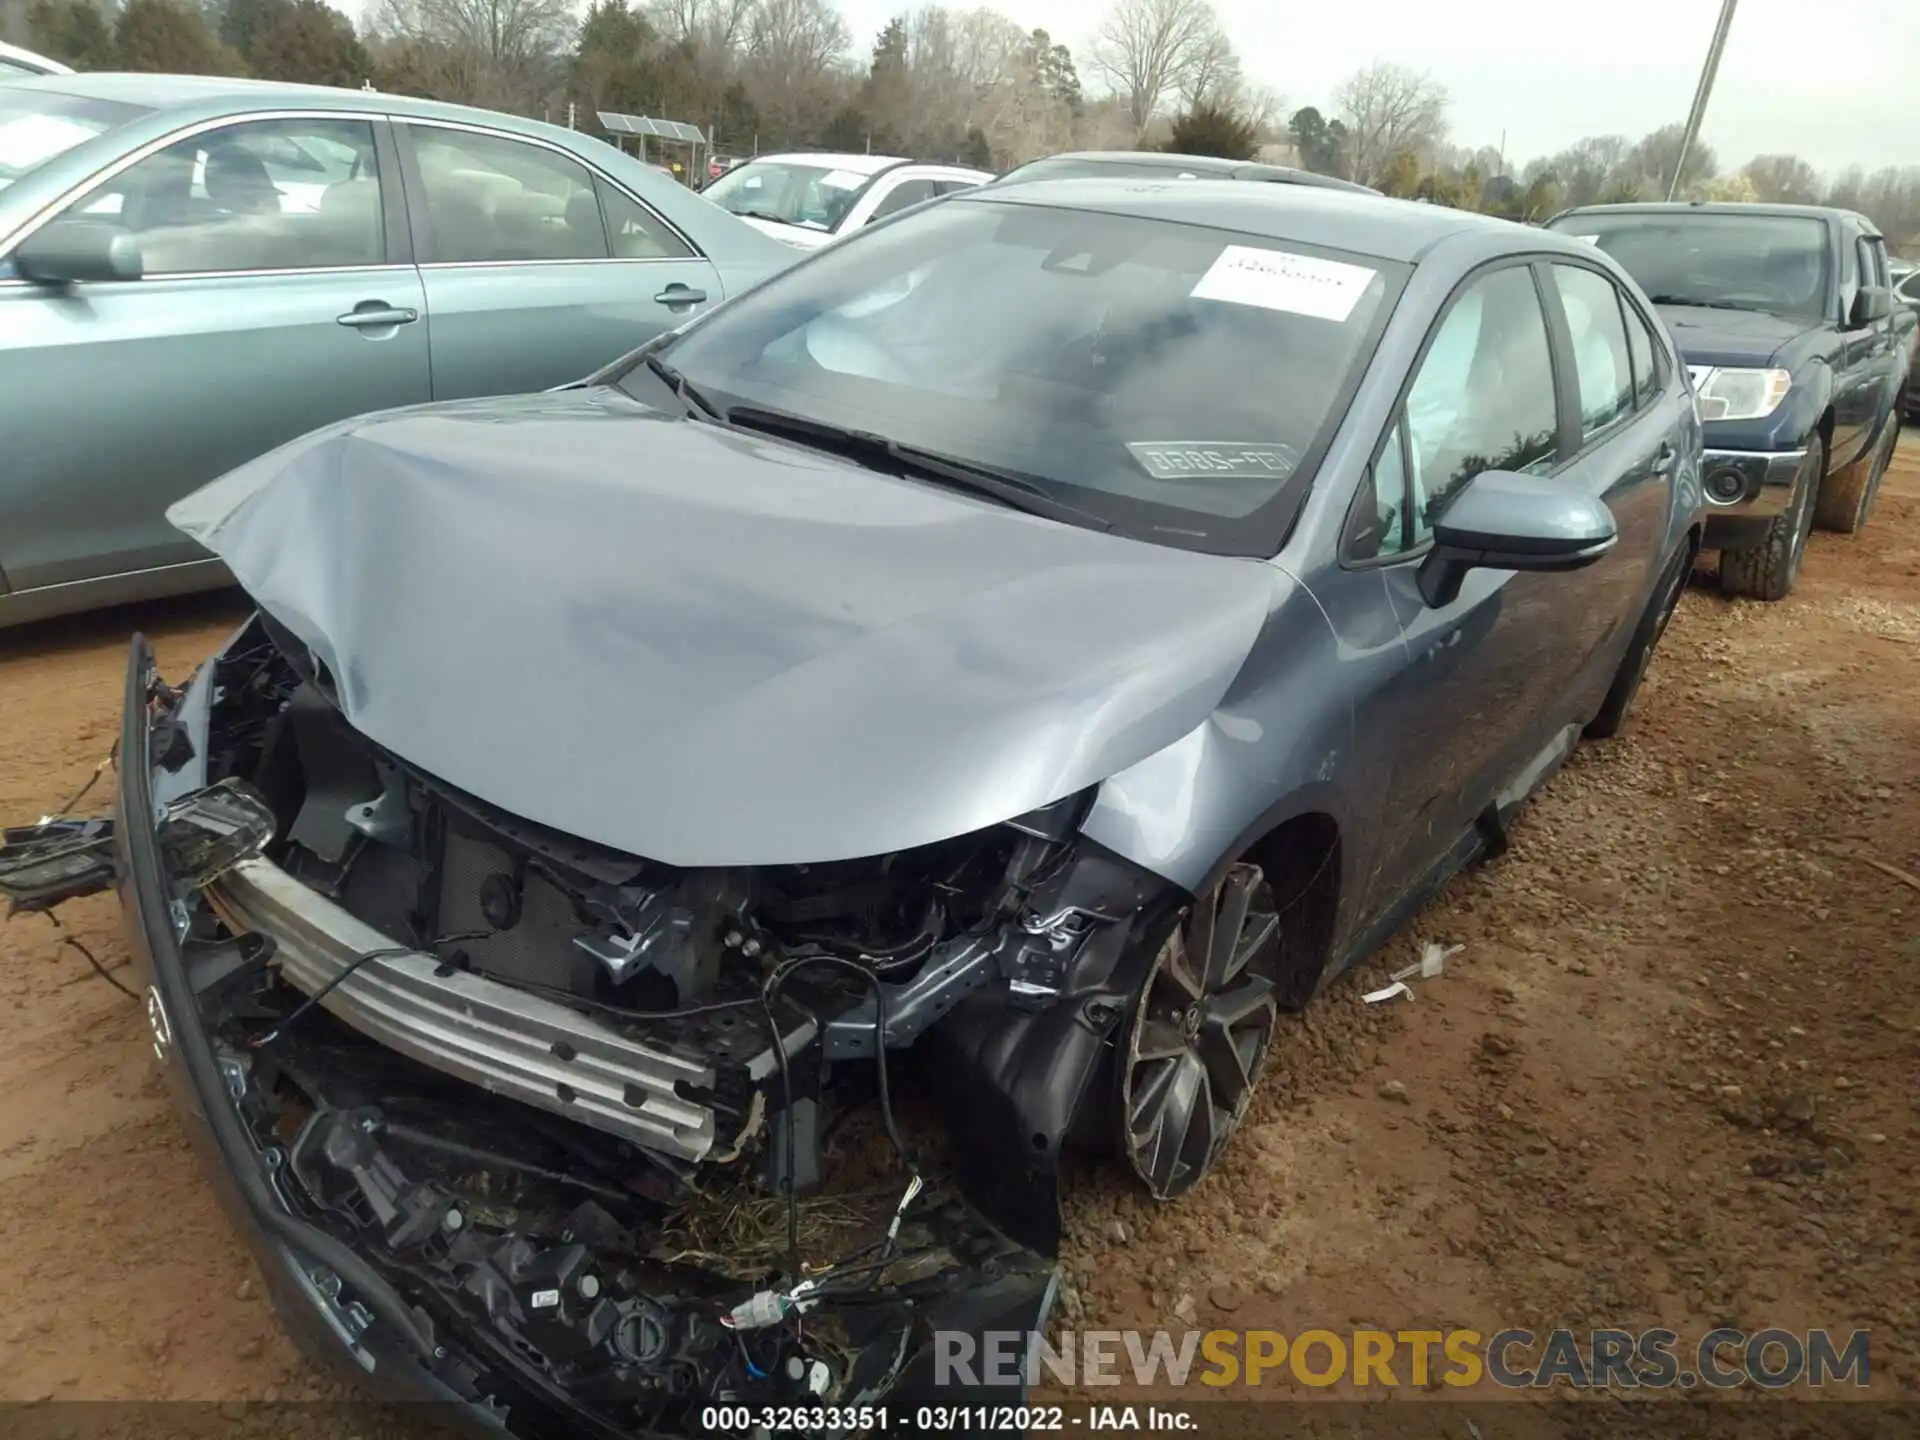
[1087,0,1223,138]
[1332,62,1448,189]
[647,0,754,54]
[1743,153,1822,205]
[371,0,574,108]
[741,0,850,143]
[1173,24,1235,110]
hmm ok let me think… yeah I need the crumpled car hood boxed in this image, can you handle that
[169,388,1281,867]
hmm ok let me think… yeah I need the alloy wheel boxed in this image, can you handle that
[1121,864,1281,1200]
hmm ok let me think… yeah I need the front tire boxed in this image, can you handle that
[1719,434,1824,602]
[1119,864,1280,1200]
[1814,415,1897,535]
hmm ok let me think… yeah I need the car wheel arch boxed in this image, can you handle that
[1181,804,1346,1012]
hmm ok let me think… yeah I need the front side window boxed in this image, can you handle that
[1549,212,1830,323]
[701,159,868,233]
[409,126,607,263]
[44,116,382,275]
[1551,264,1635,442]
[867,177,938,222]
[626,197,1406,555]
[1401,265,1560,542]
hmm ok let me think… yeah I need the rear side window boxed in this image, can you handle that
[408,125,608,263]
[1550,264,1635,442]
[1621,298,1662,408]
[593,176,694,259]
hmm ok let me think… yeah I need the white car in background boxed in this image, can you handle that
[700,152,993,248]
[0,41,72,77]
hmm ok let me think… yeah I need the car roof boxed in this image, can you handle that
[742,152,913,175]
[999,151,1377,195]
[1554,200,1882,238]
[0,40,72,73]
[957,177,1532,264]
[4,71,618,144]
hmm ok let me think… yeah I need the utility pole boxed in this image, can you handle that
[1669,0,1738,201]
[567,101,576,130]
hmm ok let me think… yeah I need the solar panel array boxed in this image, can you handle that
[597,113,707,144]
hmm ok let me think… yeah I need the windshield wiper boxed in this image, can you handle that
[642,353,727,423]
[723,404,1116,534]
[1643,294,1777,314]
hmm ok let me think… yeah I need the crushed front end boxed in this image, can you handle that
[103,613,1189,1435]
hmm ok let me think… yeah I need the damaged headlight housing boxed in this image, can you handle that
[1689,366,1792,423]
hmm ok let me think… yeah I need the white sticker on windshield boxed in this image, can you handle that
[820,169,865,190]
[1128,441,1300,482]
[1190,246,1377,322]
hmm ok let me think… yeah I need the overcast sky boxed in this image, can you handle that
[825,0,1920,174]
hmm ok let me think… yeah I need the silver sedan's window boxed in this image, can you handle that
[649,198,1405,552]
[50,116,384,275]
[408,126,608,263]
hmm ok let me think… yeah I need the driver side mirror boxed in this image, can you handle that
[1417,468,1618,608]
[1850,286,1892,326]
[13,221,143,286]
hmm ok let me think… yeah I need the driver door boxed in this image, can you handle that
[1346,261,1580,912]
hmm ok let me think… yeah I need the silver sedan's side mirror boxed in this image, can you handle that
[13,221,144,286]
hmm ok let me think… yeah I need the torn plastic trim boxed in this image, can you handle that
[116,634,444,1370]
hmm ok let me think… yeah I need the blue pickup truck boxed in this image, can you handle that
[1545,202,1913,601]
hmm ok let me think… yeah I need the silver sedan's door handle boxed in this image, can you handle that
[1650,442,1677,476]
[654,284,707,307]
[337,303,419,328]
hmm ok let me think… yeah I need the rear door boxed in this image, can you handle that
[1832,224,1881,467]
[394,120,721,399]
[0,112,428,594]
[1536,259,1685,684]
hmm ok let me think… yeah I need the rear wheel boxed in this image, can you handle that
[1119,864,1280,1200]
[1719,435,1824,602]
[1814,416,1898,534]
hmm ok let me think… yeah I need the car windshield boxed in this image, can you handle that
[622,197,1405,556]
[0,89,148,194]
[702,159,870,232]
[1550,212,1831,321]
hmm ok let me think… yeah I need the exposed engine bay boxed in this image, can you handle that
[114,611,1197,1432]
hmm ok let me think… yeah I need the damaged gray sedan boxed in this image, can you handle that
[7,178,1703,1433]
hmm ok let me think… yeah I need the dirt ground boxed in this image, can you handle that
[1,441,1916,1410]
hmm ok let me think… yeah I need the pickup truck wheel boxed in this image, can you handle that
[1814,417,1897,534]
[1585,538,1692,740]
[1718,435,1823,602]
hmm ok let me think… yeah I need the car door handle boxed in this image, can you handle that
[336,304,418,329]
[1647,443,1679,477]
[654,284,707,307]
